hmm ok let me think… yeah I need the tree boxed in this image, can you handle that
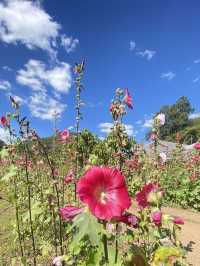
[159,96,194,140]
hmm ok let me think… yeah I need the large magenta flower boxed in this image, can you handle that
[60,206,83,221]
[135,183,160,209]
[123,88,133,109]
[77,167,131,220]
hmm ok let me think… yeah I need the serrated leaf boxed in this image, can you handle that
[71,211,103,247]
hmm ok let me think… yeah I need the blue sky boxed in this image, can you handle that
[0,0,200,143]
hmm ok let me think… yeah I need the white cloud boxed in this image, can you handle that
[2,65,12,71]
[142,118,153,128]
[124,124,134,136]
[129,40,136,51]
[136,120,142,125]
[193,77,200,83]
[0,0,60,55]
[28,91,67,120]
[0,128,10,143]
[160,71,176,80]
[136,49,156,60]
[61,35,79,53]
[0,80,11,90]
[194,59,200,64]
[98,122,134,136]
[17,59,72,94]
[99,122,113,134]
[189,112,200,120]
[16,59,71,121]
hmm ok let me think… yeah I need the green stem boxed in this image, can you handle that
[103,222,109,263]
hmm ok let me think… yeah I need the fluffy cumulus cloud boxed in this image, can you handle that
[136,49,156,60]
[17,59,72,94]
[160,71,176,80]
[0,80,11,90]
[16,59,71,120]
[98,122,134,136]
[0,0,60,55]
[61,35,79,53]
[29,91,67,120]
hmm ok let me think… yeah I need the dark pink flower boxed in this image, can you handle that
[115,213,138,228]
[135,183,160,209]
[123,88,133,109]
[173,216,184,225]
[60,206,83,221]
[194,143,200,150]
[77,167,131,220]
[152,211,162,226]
[149,132,157,141]
[64,171,74,184]
[59,129,70,141]
[0,116,7,127]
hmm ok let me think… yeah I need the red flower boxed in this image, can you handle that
[58,129,70,141]
[0,116,7,127]
[60,206,83,221]
[123,88,133,109]
[173,216,184,225]
[194,143,200,150]
[152,211,162,226]
[115,213,138,228]
[77,167,131,220]
[135,183,160,209]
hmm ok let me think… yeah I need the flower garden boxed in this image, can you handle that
[0,62,200,265]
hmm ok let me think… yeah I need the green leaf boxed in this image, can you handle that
[1,164,18,182]
[71,211,103,247]
[0,148,9,158]
[151,246,183,266]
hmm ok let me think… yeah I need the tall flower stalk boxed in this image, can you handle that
[109,88,133,263]
[74,61,85,201]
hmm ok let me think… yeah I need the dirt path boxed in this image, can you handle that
[163,207,200,266]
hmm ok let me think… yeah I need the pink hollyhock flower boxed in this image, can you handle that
[136,183,160,209]
[194,143,200,150]
[59,129,70,141]
[60,206,83,221]
[149,132,157,141]
[152,211,162,226]
[123,88,133,109]
[64,171,74,184]
[173,216,184,225]
[77,167,131,220]
[0,116,7,127]
[192,156,200,163]
[116,213,138,228]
